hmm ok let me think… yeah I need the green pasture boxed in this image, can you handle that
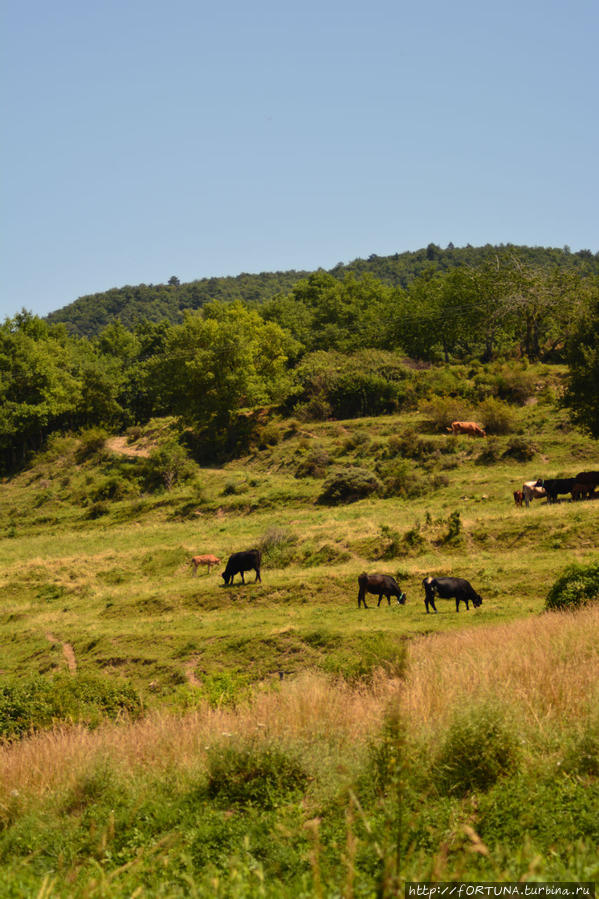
[1,402,597,703]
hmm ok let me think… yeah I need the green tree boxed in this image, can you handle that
[562,286,599,437]
[147,302,298,429]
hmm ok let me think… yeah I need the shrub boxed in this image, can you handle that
[420,396,472,432]
[198,672,251,710]
[294,446,331,478]
[435,703,520,796]
[476,437,503,465]
[442,510,463,544]
[378,459,427,499]
[0,674,141,741]
[317,467,382,504]
[206,742,308,809]
[502,436,538,461]
[545,561,599,611]
[75,427,109,462]
[478,397,516,434]
[143,440,196,491]
[562,717,599,777]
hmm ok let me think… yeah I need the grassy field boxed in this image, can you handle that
[0,390,598,895]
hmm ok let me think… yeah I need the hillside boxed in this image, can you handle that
[46,243,599,337]
[1,377,598,893]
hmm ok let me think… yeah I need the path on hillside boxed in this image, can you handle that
[106,436,151,458]
[45,632,77,673]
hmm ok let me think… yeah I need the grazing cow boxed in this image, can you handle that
[575,471,599,496]
[513,490,524,507]
[221,549,262,585]
[422,576,483,613]
[535,478,577,504]
[571,482,593,501]
[357,573,407,609]
[446,421,487,437]
[190,554,220,575]
[522,480,546,507]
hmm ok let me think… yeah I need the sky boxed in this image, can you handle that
[2,0,598,320]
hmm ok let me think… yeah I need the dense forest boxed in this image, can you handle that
[2,244,598,474]
[46,243,599,337]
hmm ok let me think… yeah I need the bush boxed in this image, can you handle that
[420,396,472,431]
[478,397,516,434]
[206,742,308,809]
[317,467,382,504]
[502,436,538,461]
[75,427,109,462]
[294,446,331,478]
[562,716,599,776]
[0,674,141,741]
[378,459,426,498]
[434,703,520,796]
[143,440,196,491]
[545,561,599,611]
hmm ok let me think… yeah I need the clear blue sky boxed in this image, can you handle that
[2,0,598,320]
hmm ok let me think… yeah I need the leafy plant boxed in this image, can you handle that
[434,703,520,796]
[317,467,381,504]
[545,561,599,611]
[205,742,308,809]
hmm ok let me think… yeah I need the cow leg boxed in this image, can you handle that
[255,568,261,583]
[240,572,245,584]
[455,598,460,612]
[358,588,367,609]
[377,593,383,607]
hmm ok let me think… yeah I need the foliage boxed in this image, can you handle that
[0,674,141,741]
[545,561,599,611]
[562,287,599,437]
[205,741,309,809]
[478,397,517,434]
[258,527,298,568]
[143,440,196,491]
[317,467,382,504]
[434,702,520,796]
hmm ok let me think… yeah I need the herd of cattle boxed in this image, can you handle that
[514,470,599,506]
[189,463,597,616]
[190,549,483,615]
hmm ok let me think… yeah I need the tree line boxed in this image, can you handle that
[2,250,598,473]
[46,243,599,338]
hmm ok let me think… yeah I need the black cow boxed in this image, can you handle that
[221,549,262,585]
[422,576,483,613]
[535,478,577,504]
[575,471,599,496]
[357,573,406,609]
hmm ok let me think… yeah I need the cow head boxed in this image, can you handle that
[221,571,230,585]
[472,593,483,608]
[397,591,407,605]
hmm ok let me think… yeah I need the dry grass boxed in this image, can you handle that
[3,606,599,808]
[0,672,391,801]
[401,604,599,734]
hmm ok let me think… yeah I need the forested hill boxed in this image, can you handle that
[46,243,599,337]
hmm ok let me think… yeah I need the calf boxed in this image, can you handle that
[357,573,406,609]
[513,490,523,507]
[423,576,483,613]
[190,554,220,575]
[535,478,576,504]
[221,549,262,585]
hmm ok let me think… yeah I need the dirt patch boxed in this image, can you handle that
[185,657,202,688]
[45,632,77,673]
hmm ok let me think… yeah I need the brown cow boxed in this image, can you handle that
[513,490,524,507]
[447,421,487,437]
[190,554,221,575]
